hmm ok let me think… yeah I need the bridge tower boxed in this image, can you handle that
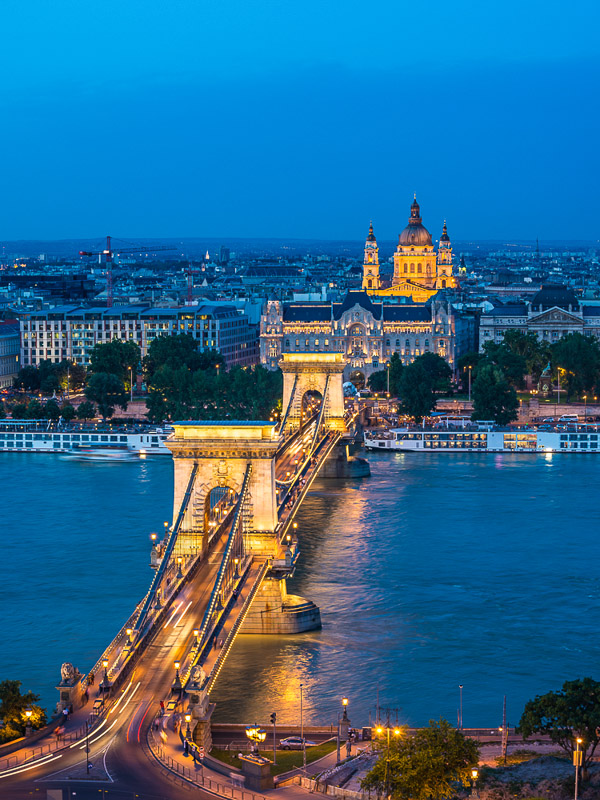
[280,352,346,433]
[165,421,321,634]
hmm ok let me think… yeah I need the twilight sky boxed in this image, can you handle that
[1,0,598,242]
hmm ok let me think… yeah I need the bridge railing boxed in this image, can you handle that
[147,728,270,800]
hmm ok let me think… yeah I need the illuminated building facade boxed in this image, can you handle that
[260,290,476,384]
[365,197,458,302]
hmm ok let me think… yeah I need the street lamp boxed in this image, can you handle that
[245,723,266,754]
[574,737,583,800]
[336,697,350,763]
[177,556,183,579]
[467,366,472,403]
[25,708,32,736]
[193,629,200,648]
[126,628,133,646]
[234,557,239,577]
[471,768,478,798]
[583,395,587,423]
[101,659,110,693]
[459,684,463,729]
[376,725,402,800]
[185,713,192,739]
[173,660,181,690]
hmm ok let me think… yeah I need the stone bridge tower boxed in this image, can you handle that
[280,352,346,432]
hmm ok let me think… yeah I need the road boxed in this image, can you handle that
[0,417,339,798]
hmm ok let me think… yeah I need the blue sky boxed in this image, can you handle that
[1,0,598,241]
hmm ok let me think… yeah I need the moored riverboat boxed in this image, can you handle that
[364,421,600,453]
[0,419,171,455]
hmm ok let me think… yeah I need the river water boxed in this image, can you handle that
[2,450,598,730]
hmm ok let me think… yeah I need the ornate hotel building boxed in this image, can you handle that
[260,290,475,384]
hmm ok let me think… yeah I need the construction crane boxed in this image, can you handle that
[79,235,177,307]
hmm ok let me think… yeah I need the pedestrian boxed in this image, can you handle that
[183,739,189,755]
[62,707,69,722]
[160,699,165,714]
[154,717,160,731]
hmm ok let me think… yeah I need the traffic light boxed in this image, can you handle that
[270,712,277,725]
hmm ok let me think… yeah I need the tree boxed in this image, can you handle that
[89,340,140,383]
[388,352,404,396]
[518,678,600,772]
[13,365,41,392]
[0,401,5,420]
[501,329,551,382]
[368,354,404,395]
[552,332,600,399]
[143,334,223,380]
[481,341,527,388]
[361,719,479,800]
[60,403,76,422]
[398,361,437,422]
[0,679,46,745]
[76,400,96,420]
[26,400,44,419]
[368,369,387,393]
[10,402,29,419]
[40,374,60,396]
[415,352,452,393]
[471,365,518,425]
[85,373,128,419]
[43,399,61,421]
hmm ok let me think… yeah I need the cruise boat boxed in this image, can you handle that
[364,421,600,454]
[0,420,171,455]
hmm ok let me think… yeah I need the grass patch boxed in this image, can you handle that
[210,740,337,777]
[494,749,545,766]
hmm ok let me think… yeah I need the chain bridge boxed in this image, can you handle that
[48,353,368,757]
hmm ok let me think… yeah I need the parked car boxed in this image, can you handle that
[279,736,317,750]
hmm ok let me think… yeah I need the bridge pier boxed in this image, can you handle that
[320,439,371,479]
[240,575,321,634]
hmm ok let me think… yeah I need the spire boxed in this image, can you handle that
[366,220,376,242]
[440,220,450,242]
[409,195,422,224]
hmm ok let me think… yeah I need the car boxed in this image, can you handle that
[279,736,317,750]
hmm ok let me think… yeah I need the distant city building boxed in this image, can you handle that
[20,304,259,369]
[219,245,231,264]
[260,290,476,383]
[363,197,458,302]
[479,285,600,349]
[0,321,20,388]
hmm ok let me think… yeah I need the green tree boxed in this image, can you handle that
[89,340,140,383]
[61,403,76,422]
[518,678,600,771]
[143,334,223,380]
[0,680,46,745]
[40,374,60,396]
[61,361,87,391]
[44,399,61,420]
[388,352,404,396]
[368,370,387,393]
[481,341,527,388]
[415,352,452,393]
[10,401,29,418]
[501,329,551,382]
[76,400,96,420]
[471,364,518,424]
[398,361,437,422]
[0,401,5,420]
[552,332,600,399]
[361,719,479,800]
[85,373,128,419]
[13,365,41,392]
[26,399,44,419]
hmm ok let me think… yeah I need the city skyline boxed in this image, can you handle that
[0,0,598,241]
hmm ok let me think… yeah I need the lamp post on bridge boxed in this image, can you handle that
[376,724,402,800]
[100,659,111,694]
[173,660,182,692]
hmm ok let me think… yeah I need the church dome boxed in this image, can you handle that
[398,196,432,247]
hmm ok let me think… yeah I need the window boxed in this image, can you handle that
[385,340,390,347]
[405,339,410,348]
[425,339,430,348]
[395,339,400,348]
[410,263,415,273]
[417,263,422,273]
[285,339,290,350]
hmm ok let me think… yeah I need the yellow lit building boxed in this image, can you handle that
[364,196,458,302]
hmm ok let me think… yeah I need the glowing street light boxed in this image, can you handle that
[574,737,583,800]
[185,713,192,739]
[173,660,182,691]
[177,556,183,579]
[126,628,133,645]
[471,768,479,798]
[376,725,402,800]
[245,723,266,754]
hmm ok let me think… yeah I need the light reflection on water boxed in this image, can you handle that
[2,450,600,729]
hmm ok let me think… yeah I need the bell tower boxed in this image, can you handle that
[362,221,381,292]
[435,220,457,290]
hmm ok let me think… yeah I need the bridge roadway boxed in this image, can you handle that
[0,416,350,797]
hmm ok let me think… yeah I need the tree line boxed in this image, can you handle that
[366,330,600,424]
[7,334,282,423]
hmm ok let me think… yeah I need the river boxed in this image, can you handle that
[2,450,598,729]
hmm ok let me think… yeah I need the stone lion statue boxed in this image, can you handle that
[60,662,76,683]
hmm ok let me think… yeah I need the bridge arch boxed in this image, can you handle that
[280,352,346,433]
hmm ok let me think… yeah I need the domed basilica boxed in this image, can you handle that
[362,196,458,302]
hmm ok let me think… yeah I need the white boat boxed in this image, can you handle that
[0,420,171,455]
[364,421,600,454]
